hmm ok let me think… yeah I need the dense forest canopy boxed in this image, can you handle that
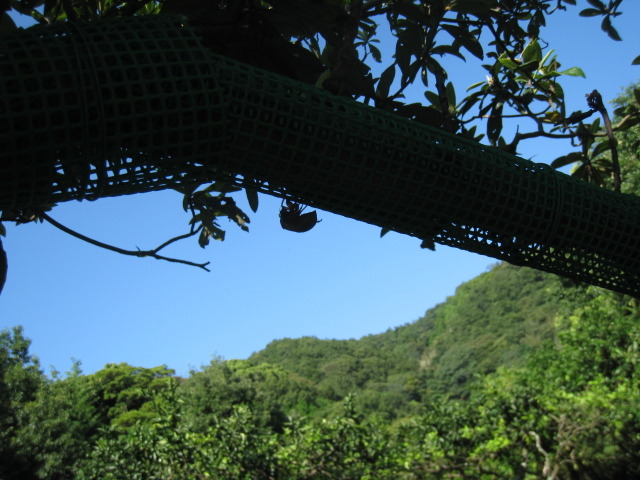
[2,259,640,478]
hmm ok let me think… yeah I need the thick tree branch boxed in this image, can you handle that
[40,213,211,271]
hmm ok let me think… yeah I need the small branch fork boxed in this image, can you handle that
[40,213,211,271]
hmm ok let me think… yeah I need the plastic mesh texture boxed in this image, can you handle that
[0,15,226,207]
[1,15,639,296]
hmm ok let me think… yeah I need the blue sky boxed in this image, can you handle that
[2,3,640,377]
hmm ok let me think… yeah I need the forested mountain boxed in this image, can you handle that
[249,262,563,415]
[5,256,640,479]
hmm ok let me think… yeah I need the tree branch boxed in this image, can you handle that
[40,213,210,271]
[587,90,621,191]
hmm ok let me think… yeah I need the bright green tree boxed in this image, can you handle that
[0,326,45,479]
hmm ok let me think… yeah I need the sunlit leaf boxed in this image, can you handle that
[466,80,486,91]
[498,54,519,70]
[559,67,586,78]
[522,39,542,63]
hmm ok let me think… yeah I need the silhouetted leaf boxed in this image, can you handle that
[579,8,601,16]
[245,187,259,213]
[586,0,606,9]
[601,15,621,41]
[376,64,395,98]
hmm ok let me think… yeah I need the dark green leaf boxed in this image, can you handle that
[591,140,611,158]
[431,45,466,61]
[376,64,396,98]
[563,110,594,124]
[449,0,498,15]
[487,102,504,145]
[551,152,584,169]
[458,33,484,60]
[458,93,481,116]
[245,187,259,213]
[632,55,640,65]
[369,44,382,63]
[380,227,390,238]
[586,0,605,9]
[579,8,602,16]
[601,15,622,41]
[424,91,441,110]
[445,82,456,107]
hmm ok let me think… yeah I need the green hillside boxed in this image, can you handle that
[249,262,564,418]
[4,263,640,479]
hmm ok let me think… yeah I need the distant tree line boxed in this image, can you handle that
[2,279,640,479]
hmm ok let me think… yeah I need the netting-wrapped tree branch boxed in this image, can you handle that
[1,15,639,296]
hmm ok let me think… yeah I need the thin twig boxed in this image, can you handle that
[40,213,210,271]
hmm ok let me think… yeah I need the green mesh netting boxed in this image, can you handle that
[1,15,639,296]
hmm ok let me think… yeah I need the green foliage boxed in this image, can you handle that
[0,326,45,479]
[5,257,640,478]
[252,263,562,412]
[14,369,101,480]
[85,362,175,428]
[180,358,321,433]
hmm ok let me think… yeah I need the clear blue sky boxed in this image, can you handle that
[2,4,640,377]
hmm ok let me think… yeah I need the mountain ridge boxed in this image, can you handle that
[248,262,564,417]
